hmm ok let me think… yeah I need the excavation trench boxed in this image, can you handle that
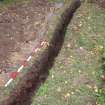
[2,0,81,105]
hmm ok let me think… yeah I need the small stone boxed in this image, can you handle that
[100,75,105,81]
[64,93,70,98]
[71,92,74,95]
[79,70,82,73]
[67,44,71,48]
[57,87,61,92]
[99,45,103,49]
[95,88,98,93]
[78,23,82,27]
[65,81,68,84]
[52,75,54,79]
[92,71,95,75]
[64,70,66,73]
[93,85,98,93]
[80,47,84,50]
[88,17,91,19]
[70,56,73,58]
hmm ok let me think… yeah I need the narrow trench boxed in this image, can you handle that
[2,0,81,105]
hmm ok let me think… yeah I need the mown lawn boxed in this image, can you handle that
[31,2,105,105]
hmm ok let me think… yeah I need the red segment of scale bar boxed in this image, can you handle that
[10,71,19,80]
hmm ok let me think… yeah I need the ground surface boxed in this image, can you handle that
[0,0,105,105]
[0,0,56,104]
[0,0,54,85]
[0,0,65,104]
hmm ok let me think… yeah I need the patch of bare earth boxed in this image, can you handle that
[0,0,55,85]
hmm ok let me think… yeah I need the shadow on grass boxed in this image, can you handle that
[3,0,81,105]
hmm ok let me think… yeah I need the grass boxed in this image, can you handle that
[96,47,105,105]
[36,83,49,96]
[31,2,105,105]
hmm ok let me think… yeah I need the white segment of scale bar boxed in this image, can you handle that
[17,65,24,72]
[26,56,32,62]
[34,48,40,53]
[5,78,13,87]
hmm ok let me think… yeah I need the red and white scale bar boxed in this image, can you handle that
[5,41,48,87]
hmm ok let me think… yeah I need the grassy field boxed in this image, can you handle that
[31,2,105,105]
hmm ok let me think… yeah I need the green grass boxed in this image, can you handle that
[31,2,105,105]
[96,47,105,105]
[36,83,49,96]
[96,89,105,105]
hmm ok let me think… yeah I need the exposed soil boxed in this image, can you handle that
[1,1,81,105]
[0,0,55,84]
[0,0,52,72]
